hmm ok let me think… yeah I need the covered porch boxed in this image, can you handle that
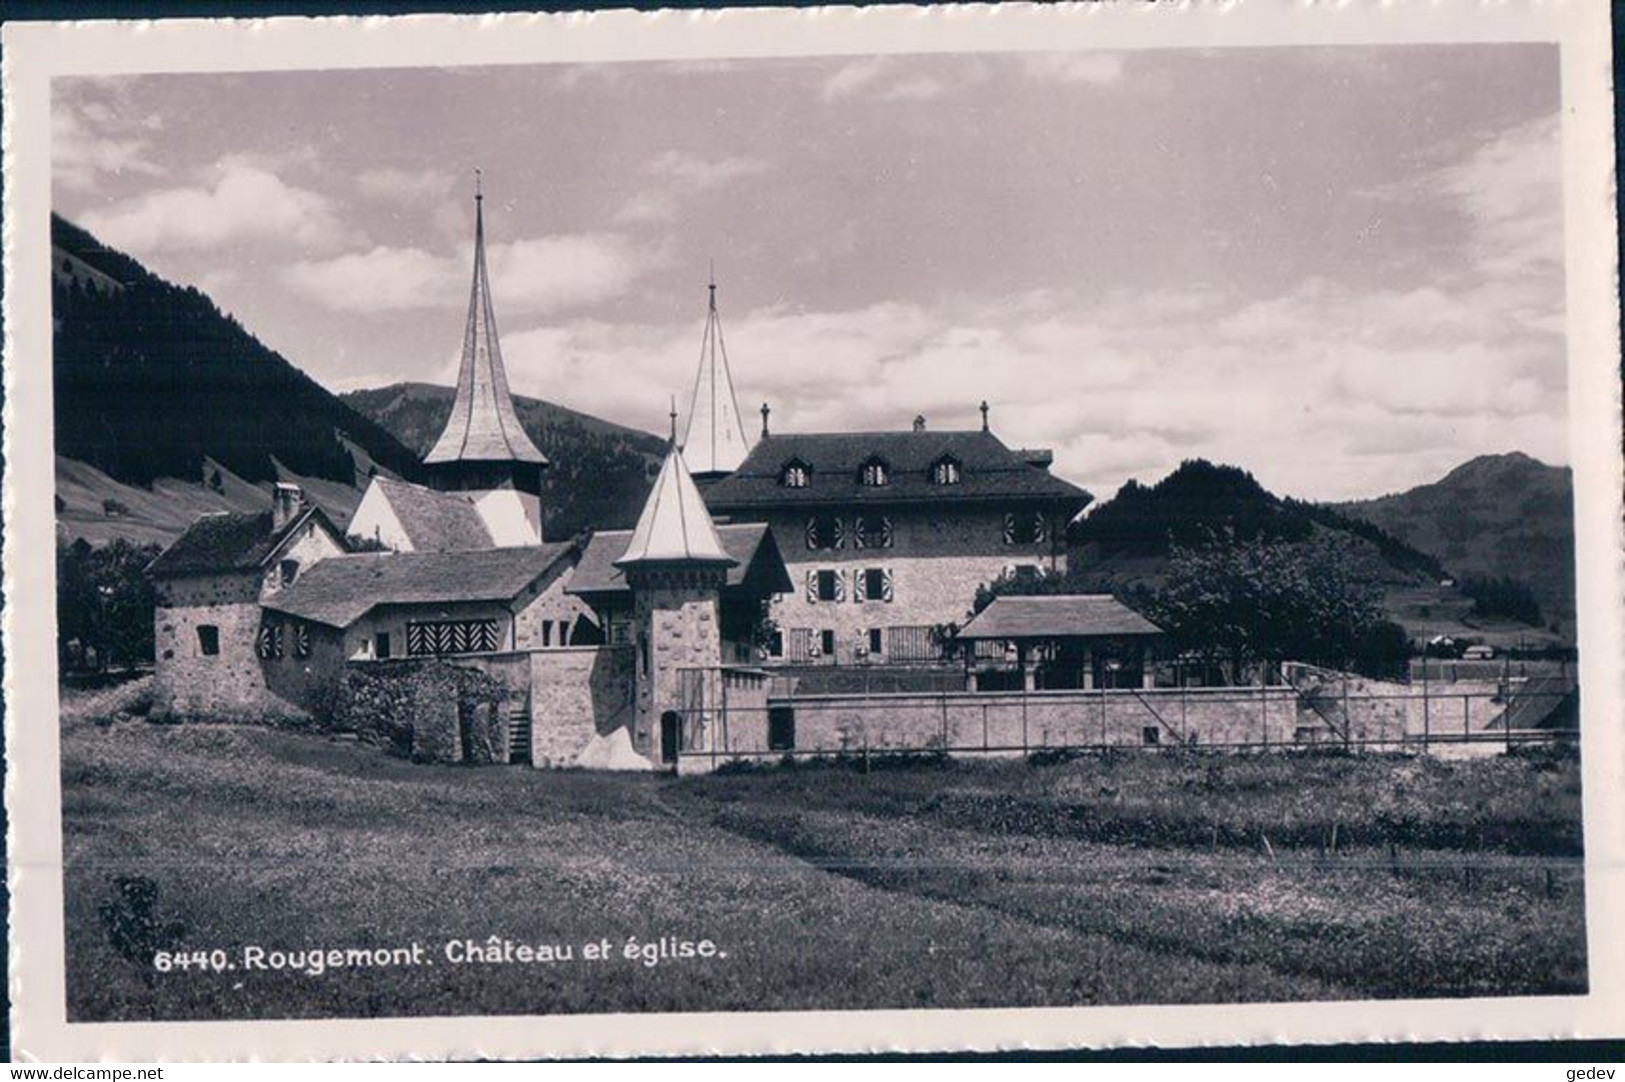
[956,594,1165,692]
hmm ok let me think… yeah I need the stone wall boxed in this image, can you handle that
[740,686,1307,758]
[753,505,1067,663]
[334,659,511,763]
[527,647,637,767]
[152,573,322,723]
[512,565,598,649]
[630,569,725,760]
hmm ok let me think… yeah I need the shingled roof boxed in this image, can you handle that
[957,595,1164,640]
[368,476,493,551]
[146,506,341,579]
[702,430,1092,510]
[423,187,548,467]
[262,542,576,629]
[570,522,793,598]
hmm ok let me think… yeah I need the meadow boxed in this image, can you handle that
[59,682,1586,1022]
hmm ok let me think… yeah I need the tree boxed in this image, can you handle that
[57,538,161,670]
[1148,530,1394,682]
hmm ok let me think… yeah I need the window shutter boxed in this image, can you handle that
[832,517,845,549]
[853,515,866,550]
[293,623,311,658]
[805,517,819,550]
[1034,512,1048,544]
[880,515,894,549]
[256,625,276,660]
[1003,513,1016,545]
[805,569,819,604]
[854,568,868,603]
[882,568,895,603]
[834,569,847,603]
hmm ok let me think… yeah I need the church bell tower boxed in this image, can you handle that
[422,175,549,546]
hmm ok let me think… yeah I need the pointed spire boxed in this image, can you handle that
[615,436,736,569]
[681,269,752,478]
[423,176,548,467]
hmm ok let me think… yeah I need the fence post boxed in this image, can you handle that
[1422,665,1431,755]
[1099,686,1107,749]
[982,702,989,751]
[1463,694,1470,743]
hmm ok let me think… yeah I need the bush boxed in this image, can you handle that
[334,660,509,764]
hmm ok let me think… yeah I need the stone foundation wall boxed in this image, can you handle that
[527,647,637,767]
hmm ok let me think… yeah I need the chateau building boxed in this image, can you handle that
[701,410,1092,666]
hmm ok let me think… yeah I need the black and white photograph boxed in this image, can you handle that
[6,2,1623,1061]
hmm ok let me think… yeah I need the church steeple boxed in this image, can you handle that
[425,175,548,469]
[681,268,752,481]
[422,176,548,546]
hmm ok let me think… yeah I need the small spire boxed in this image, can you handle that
[474,167,483,202]
[708,259,717,308]
[669,396,679,445]
[980,400,990,432]
[760,402,771,438]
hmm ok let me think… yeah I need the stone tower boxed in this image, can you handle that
[614,425,738,766]
[422,177,550,546]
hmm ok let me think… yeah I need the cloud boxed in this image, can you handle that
[356,166,456,205]
[80,162,354,254]
[1021,51,1125,86]
[53,106,164,192]
[614,150,772,225]
[282,232,658,315]
[821,57,891,101]
[647,150,771,190]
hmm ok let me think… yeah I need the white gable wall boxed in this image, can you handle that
[474,488,542,547]
[348,479,415,552]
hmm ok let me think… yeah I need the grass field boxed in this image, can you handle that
[59,688,1587,1022]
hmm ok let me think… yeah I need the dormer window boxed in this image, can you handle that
[781,459,811,488]
[859,458,890,487]
[930,456,962,486]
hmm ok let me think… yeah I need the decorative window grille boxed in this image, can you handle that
[256,622,284,660]
[406,619,499,656]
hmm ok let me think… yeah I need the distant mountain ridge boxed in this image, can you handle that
[52,214,664,546]
[1333,452,1575,627]
[340,383,665,538]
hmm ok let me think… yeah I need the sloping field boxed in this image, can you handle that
[59,705,1585,1023]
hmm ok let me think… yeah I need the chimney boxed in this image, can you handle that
[272,483,305,531]
[912,415,927,433]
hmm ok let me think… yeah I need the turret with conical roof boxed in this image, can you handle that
[620,407,737,770]
[422,175,549,546]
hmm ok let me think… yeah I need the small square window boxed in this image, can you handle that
[279,558,300,587]
[196,625,220,656]
[864,568,886,600]
[820,629,836,656]
[1142,726,1160,746]
[867,628,884,654]
[768,629,785,658]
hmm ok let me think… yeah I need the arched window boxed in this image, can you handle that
[780,459,811,488]
[859,457,890,487]
[930,456,962,485]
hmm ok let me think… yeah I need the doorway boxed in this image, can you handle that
[659,710,681,765]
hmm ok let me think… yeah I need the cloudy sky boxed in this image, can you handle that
[53,45,1565,503]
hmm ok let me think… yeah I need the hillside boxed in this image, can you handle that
[341,383,665,537]
[1334,453,1574,631]
[1065,459,1566,649]
[52,215,421,493]
[52,215,663,547]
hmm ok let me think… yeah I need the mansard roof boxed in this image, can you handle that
[614,445,736,568]
[262,542,577,629]
[957,595,1164,640]
[368,476,493,551]
[423,189,549,468]
[569,522,792,599]
[703,429,1093,511]
[147,505,344,579]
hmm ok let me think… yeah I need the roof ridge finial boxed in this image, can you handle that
[474,167,483,203]
[708,259,717,308]
[670,395,679,446]
[980,400,990,432]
